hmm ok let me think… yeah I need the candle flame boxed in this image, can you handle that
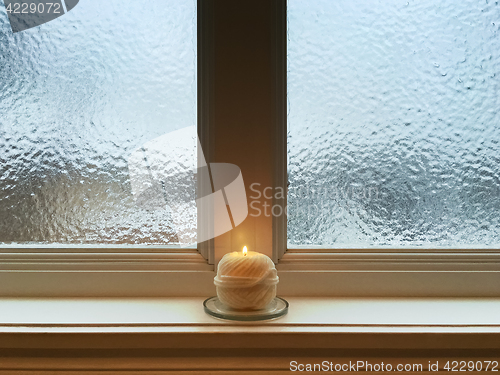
[243,246,247,256]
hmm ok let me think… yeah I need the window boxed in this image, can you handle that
[274,0,500,297]
[0,0,197,245]
[287,0,500,248]
[0,0,215,297]
[1,0,498,298]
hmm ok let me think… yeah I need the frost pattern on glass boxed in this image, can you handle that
[288,0,500,247]
[0,0,197,244]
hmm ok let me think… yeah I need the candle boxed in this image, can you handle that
[214,246,279,310]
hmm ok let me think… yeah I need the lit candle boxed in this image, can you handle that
[214,246,279,310]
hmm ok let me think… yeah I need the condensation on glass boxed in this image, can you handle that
[287,0,500,247]
[0,0,197,244]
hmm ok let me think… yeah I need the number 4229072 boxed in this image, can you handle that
[6,2,62,14]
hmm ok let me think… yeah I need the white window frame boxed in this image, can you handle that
[272,0,500,297]
[1,0,499,298]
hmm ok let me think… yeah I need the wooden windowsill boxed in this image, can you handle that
[0,297,499,350]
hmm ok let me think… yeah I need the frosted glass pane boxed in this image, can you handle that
[288,0,500,247]
[0,0,197,244]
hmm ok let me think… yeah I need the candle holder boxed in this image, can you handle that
[203,296,288,321]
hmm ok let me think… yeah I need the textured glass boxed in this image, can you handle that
[0,0,197,244]
[288,0,500,247]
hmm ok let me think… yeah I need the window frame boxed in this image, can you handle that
[1,0,499,298]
